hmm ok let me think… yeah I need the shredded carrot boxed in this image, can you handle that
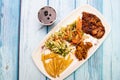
[76,18,82,31]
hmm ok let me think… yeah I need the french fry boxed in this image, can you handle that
[48,61,56,78]
[49,60,54,75]
[44,63,55,78]
[41,54,45,61]
[41,53,73,78]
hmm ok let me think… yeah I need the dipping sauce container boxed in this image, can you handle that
[38,6,56,25]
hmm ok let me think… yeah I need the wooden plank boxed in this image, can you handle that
[109,0,120,80]
[19,0,47,80]
[74,1,89,80]
[102,0,113,80]
[75,0,102,80]
[87,0,103,80]
[0,0,1,37]
[47,0,75,80]
[0,0,2,79]
[0,0,20,80]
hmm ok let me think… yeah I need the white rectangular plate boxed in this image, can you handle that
[32,4,111,80]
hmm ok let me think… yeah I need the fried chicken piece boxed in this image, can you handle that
[75,42,93,61]
[82,12,105,39]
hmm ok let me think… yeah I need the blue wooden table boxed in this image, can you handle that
[0,0,120,80]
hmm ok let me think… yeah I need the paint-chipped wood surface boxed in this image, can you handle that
[0,0,120,80]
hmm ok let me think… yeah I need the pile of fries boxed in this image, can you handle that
[41,53,73,78]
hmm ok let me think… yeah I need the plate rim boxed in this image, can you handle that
[32,4,111,80]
